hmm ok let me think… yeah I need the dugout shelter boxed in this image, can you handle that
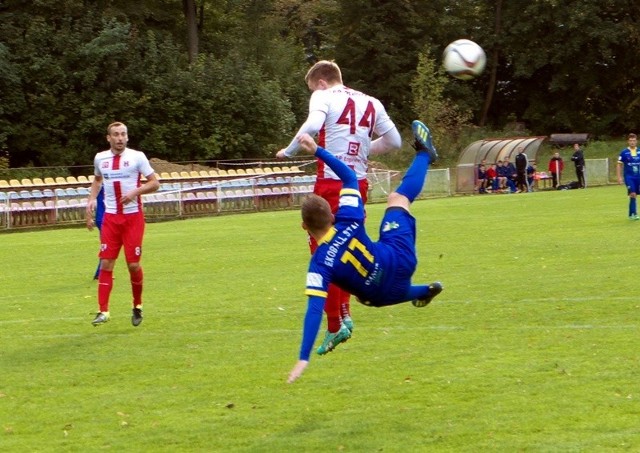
[456,136,547,193]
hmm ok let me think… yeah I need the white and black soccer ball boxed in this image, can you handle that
[442,39,486,80]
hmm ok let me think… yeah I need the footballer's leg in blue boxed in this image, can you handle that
[378,120,443,307]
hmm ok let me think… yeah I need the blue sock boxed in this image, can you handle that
[377,285,430,306]
[395,152,430,203]
[631,198,637,216]
[404,285,430,301]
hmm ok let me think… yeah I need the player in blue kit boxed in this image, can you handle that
[93,186,105,279]
[616,133,640,220]
[287,120,443,383]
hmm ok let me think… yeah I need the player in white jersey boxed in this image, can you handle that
[86,122,160,327]
[276,60,401,354]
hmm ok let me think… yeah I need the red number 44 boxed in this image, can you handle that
[336,98,376,138]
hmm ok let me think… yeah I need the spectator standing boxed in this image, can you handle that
[514,147,529,193]
[86,122,160,327]
[276,60,401,354]
[548,152,564,188]
[616,133,640,220]
[571,143,586,188]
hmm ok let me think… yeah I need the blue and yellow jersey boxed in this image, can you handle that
[298,147,395,360]
[305,188,395,306]
[618,147,640,178]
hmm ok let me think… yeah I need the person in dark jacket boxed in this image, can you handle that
[571,144,586,188]
[514,147,528,192]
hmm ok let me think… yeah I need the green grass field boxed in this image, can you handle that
[2,185,639,452]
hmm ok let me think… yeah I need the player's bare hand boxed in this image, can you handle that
[276,149,288,159]
[287,360,309,383]
[85,199,96,230]
[120,190,137,205]
[297,134,318,154]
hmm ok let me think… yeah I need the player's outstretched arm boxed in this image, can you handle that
[370,127,402,156]
[287,360,309,383]
[297,133,357,188]
[277,111,326,159]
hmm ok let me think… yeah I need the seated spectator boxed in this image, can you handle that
[496,160,508,192]
[503,158,517,193]
[475,163,488,193]
[527,163,536,192]
[486,164,498,192]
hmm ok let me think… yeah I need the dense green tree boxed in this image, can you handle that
[0,0,303,166]
[1,0,639,170]
[492,0,640,136]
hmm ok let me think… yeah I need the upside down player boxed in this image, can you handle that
[277,60,401,355]
[86,122,159,326]
[287,121,443,383]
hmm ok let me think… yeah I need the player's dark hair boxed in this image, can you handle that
[629,133,637,140]
[301,194,333,234]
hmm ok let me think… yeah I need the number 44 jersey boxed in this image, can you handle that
[310,84,396,180]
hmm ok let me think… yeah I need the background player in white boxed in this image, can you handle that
[86,122,159,326]
[276,60,401,354]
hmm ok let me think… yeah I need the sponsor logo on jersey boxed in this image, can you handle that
[347,141,360,156]
[382,221,399,232]
[306,272,323,288]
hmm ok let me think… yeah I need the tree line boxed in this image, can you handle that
[0,0,638,169]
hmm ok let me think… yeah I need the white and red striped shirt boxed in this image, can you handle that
[94,148,154,215]
[311,85,395,180]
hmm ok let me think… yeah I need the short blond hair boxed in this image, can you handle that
[305,60,342,85]
[107,122,127,134]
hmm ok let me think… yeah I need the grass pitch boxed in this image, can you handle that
[1,184,639,451]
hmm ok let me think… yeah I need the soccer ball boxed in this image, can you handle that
[442,39,486,80]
